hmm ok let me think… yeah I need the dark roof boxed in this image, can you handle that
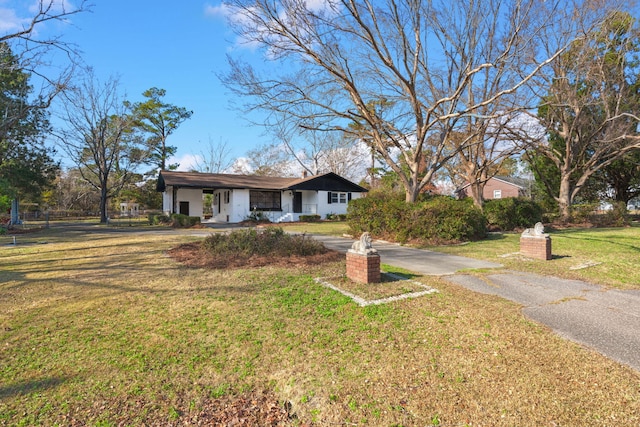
[156,171,368,193]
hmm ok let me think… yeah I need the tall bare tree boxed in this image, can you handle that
[191,137,235,173]
[270,116,369,181]
[220,0,594,202]
[529,10,640,220]
[59,71,145,223]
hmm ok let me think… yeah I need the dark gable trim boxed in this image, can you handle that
[287,172,367,193]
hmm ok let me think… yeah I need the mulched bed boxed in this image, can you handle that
[167,242,342,269]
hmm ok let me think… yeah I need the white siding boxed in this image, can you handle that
[162,187,204,220]
[162,186,173,215]
[317,190,362,217]
[178,188,204,219]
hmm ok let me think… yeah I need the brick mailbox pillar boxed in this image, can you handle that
[346,251,381,284]
[346,232,381,284]
[520,222,552,260]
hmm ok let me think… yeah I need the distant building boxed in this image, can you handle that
[456,176,531,200]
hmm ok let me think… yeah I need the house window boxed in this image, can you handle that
[330,192,348,204]
[224,191,230,204]
[493,189,502,199]
[250,190,282,211]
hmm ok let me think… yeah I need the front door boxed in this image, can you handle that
[293,192,302,213]
[179,201,189,216]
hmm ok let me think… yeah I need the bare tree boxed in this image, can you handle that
[529,9,640,220]
[59,70,144,223]
[1,1,90,109]
[270,117,368,181]
[233,143,294,176]
[191,137,235,173]
[220,0,594,202]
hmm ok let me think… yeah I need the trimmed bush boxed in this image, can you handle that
[483,197,543,231]
[170,213,200,228]
[325,213,348,221]
[202,226,327,257]
[148,213,172,225]
[347,194,486,244]
[299,214,321,222]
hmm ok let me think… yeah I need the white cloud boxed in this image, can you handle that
[0,7,28,33]
[1,1,77,37]
[204,2,232,19]
[174,153,202,171]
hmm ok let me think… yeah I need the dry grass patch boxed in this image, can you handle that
[1,227,639,426]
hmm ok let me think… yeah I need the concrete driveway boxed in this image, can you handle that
[316,233,640,372]
[447,272,640,372]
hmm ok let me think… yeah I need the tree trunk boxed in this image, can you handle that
[99,185,109,224]
[557,175,572,222]
[405,183,421,203]
[468,182,485,209]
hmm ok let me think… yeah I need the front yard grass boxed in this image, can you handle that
[1,227,639,425]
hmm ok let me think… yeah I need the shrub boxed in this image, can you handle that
[299,214,321,222]
[170,213,200,228]
[148,213,171,225]
[589,201,630,227]
[201,226,327,257]
[347,194,486,244]
[347,193,408,237]
[483,198,544,231]
[246,210,270,222]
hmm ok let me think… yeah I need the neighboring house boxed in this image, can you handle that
[456,176,530,200]
[156,170,368,223]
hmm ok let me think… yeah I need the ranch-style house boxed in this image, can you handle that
[156,170,368,223]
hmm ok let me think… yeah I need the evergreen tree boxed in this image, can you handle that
[0,43,58,206]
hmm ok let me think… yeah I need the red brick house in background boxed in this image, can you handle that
[456,176,530,201]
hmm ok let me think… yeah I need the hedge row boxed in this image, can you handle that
[347,194,487,244]
[483,198,543,230]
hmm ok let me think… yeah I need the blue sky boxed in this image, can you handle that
[2,0,267,170]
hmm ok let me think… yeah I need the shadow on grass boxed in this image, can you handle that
[557,234,640,253]
[0,376,67,400]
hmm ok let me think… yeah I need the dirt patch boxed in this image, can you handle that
[167,241,343,269]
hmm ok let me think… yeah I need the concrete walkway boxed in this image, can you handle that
[315,233,640,372]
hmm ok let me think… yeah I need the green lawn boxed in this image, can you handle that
[1,225,639,425]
